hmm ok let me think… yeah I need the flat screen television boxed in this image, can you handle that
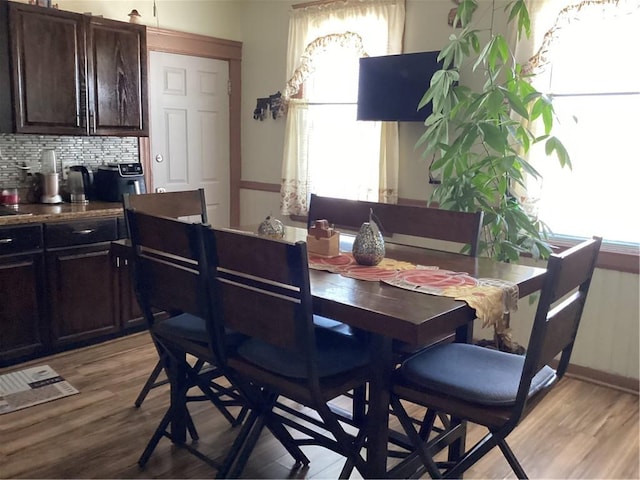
[357,51,442,122]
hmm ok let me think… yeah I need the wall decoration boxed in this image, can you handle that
[253,91,284,121]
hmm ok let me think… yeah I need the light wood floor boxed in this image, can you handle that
[1,332,638,479]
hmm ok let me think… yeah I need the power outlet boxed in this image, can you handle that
[61,161,74,180]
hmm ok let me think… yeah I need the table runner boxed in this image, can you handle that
[309,252,518,329]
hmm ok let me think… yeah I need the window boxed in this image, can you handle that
[280,0,405,216]
[304,42,382,201]
[527,1,640,247]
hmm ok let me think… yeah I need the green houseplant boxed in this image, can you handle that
[419,0,572,350]
[419,0,571,263]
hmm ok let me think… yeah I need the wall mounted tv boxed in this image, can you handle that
[357,51,442,122]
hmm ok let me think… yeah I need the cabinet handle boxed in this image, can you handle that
[73,229,95,235]
[0,237,14,244]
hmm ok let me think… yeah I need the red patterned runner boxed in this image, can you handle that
[308,252,518,329]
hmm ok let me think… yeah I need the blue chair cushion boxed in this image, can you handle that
[154,313,245,349]
[313,315,354,336]
[400,343,556,406]
[155,313,207,342]
[237,327,370,379]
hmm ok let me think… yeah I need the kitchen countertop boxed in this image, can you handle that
[0,201,124,226]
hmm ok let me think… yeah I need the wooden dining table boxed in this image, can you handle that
[275,226,547,478]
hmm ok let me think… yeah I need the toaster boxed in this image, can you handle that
[94,163,147,202]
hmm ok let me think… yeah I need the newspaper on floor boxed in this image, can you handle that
[0,365,79,414]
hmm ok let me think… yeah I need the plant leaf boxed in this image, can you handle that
[499,86,529,119]
[478,123,507,153]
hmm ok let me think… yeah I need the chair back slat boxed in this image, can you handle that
[126,209,212,327]
[141,258,201,316]
[307,194,483,256]
[547,240,600,301]
[218,280,300,350]
[212,228,316,362]
[536,291,584,370]
[130,210,201,260]
[123,189,208,223]
[517,237,601,410]
[214,228,304,286]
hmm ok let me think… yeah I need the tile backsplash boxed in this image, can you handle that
[0,134,139,188]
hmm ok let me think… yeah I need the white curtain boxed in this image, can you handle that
[518,0,639,76]
[280,0,405,216]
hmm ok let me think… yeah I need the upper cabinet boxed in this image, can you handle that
[87,17,148,136]
[0,1,148,136]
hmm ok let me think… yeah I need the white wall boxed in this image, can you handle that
[57,0,244,40]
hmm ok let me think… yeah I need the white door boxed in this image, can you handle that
[149,51,230,226]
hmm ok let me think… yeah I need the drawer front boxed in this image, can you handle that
[0,224,43,255]
[45,218,118,248]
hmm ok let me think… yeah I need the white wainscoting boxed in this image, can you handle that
[509,266,639,382]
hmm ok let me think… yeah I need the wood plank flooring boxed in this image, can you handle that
[1,332,638,479]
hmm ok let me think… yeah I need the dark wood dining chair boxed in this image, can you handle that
[307,194,485,420]
[307,193,484,256]
[207,227,373,478]
[122,189,208,407]
[386,237,602,479]
[125,209,247,468]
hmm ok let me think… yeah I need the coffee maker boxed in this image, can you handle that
[40,149,63,204]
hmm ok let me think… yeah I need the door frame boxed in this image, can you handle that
[141,28,242,227]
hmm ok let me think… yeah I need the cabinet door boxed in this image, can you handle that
[9,2,87,135]
[88,18,148,136]
[110,241,144,329]
[47,243,119,347]
[0,253,47,366]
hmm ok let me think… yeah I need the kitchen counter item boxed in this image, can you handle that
[68,171,88,204]
[41,172,62,204]
[69,165,93,202]
[39,149,63,204]
[41,149,57,174]
[1,188,19,206]
[94,163,146,202]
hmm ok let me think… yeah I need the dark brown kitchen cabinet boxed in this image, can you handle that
[88,17,148,135]
[0,0,147,136]
[0,224,47,366]
[45,218,120,347]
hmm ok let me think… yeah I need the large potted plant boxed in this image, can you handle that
[419,0,571,350]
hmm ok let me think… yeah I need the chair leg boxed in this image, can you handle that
[315,401,369,476]
[194,377,239,425]
[351,385,367,425]
[138,406,173,467]
[443,431,501,479]
[217,410,265,479]
[418,408,438,441]
[390,395,442,478]
[134,359,166,408]
[186,410,199,441]
[338,424,368,478]
[264,415,310,467]
[498,439,528,479]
